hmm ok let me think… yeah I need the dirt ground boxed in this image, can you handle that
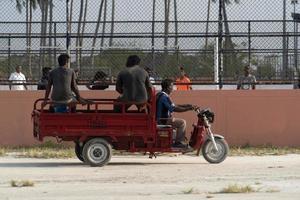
[0,154,299,200]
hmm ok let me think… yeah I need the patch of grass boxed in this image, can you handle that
[217,184,256,193]
[265,188,280,193]
[11,180,35,187]
[230,146,300,156]
[0,141,75,159]
[20,147,74,159]
[182,188,194,194]
[0,148,5,156]
[1,141,300,159]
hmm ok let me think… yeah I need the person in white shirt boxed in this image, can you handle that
[9,66,28,90]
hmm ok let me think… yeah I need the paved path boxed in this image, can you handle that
[0,155,299,200]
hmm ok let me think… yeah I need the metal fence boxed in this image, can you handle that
[0,0,300,85]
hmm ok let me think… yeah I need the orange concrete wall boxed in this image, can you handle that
[0,90,299,147]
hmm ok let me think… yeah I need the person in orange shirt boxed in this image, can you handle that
[176,67,192,91]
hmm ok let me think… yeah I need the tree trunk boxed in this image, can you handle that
[101,0,107,49]
[174,0,179,66]
[164,0,170,67]
[79,0,88,70]
[91,0,105,64]
[164,0,170,51]
[68,0,74,66]
[205,0,211,50]
[109,0,115,47]
[222,0,235,77]
[151,0,156,70]
[29,0,33,77]
[76,0,84,68]
[48,0,53,68]
[222,1,232,49]
[39,0,45,74]
[174,0,178,48]
[43,0,49,68]
[26,0,32,77]
[69,0,74,32]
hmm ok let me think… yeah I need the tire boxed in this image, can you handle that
[74,142,84,162]
[202,138,229,164]
[82,138,112,167]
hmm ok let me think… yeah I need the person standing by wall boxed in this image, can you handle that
[237,65,257,90]
[145,67,155,84]
[8,65,28,90]
[176,67,192,91]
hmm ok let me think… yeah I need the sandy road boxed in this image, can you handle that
[0,154,299,200]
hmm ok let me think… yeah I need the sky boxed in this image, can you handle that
[0,0,299,51]
[1,0,299,22]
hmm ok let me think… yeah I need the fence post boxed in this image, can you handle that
[218,0,223,89]
[54,22,57,66]
[8,34,11,74]
[152,0,156,71]
[66,0,71,56]
[283,0,288,80]
[248,21,251,66]
[296,22,298,75]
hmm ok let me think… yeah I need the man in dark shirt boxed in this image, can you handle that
[115,55,152,112]
[237,66,256,90]
[156,79,195,149]
[43,54,84,112]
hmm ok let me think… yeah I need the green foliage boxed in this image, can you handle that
[182,188,194,194]
[11,180,35,187]
[257,62,276,80]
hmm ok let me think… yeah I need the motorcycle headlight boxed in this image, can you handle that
[199,109,215,123]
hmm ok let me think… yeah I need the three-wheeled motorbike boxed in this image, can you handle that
[32,89,229,167]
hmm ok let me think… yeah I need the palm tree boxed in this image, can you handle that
[101,0,108,49]
[79,0,89,70]
[164,0,171,67]
[37,0,50,70]
[76,0,84,69]
[91,0,105,66]
[205,0,211,50]
[15,0,25,13]
[48,0,54,68]
[212,0,240,77]
[164,0,170,52]
[14,0,38,77]
[212,0,239,49]
[109,0,115,47]
[151,0,156,69]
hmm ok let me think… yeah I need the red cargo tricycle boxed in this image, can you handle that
[32,89,229,167]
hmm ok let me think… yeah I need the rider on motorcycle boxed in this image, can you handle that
[156,79,196,150]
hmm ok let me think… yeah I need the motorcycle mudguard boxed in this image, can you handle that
[206,134,224,140]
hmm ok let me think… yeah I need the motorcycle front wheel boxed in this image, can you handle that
[202,138,229,164]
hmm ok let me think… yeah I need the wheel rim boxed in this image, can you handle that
[204,140,226,161]
[88,143,108,164]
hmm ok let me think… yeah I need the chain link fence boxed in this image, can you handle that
[0,0,300,85]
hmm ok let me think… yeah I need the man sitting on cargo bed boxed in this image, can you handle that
[156,79,195,149]
[43,54,86,112]
[115,55,152,112]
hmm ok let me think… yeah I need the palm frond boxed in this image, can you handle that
[31,0,38,10]
[211,0,240,4]
[14,0,25,13]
